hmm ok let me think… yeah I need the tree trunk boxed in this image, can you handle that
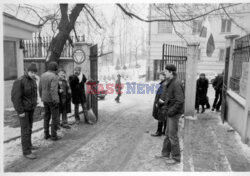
[46,4,85,65]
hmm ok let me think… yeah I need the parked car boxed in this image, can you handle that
[197,71,217,84]
[97,81,108,100]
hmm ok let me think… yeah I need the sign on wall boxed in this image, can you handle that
[72,49,86,64]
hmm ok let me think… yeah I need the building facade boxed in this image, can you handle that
[146,4,250,80]
[3,13,39,108]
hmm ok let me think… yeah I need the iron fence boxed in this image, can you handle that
[23,35,85,58]
[230,34,250,95]
[154,44,187,82]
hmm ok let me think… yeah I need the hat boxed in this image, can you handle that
[165,64,176,72]
[48,61,58,71]
[27,62,38,73]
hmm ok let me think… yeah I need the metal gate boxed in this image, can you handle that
[221,46,231,123]
[154,44,187,83]
[89,44,98,120]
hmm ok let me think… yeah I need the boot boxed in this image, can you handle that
[24,153,37,160]
[201,105,205,113]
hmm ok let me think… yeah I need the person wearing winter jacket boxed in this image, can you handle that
[58,69,71,129]
[151,71,168,137]
[11,62,39,160]
[212,71,224,111]
[39,62,61,141]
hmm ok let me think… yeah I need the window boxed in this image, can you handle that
[192,20,202,35]
[4,41,17,81]
[221,19,232,33]
[158,21,172,33]
[219,49,225,61]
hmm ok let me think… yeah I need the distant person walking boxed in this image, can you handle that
[195,73,209,113]
[69,67,92,125]
[115,74,123,103]
[11,63,39,160]
[155,64,185,164]
[151,71,168,137]
[58,69,71,129]
[39,62,61,141]
[212,71,224,112]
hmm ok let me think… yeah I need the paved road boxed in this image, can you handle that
[4,91,184,172]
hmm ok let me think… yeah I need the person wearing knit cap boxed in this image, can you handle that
[39,61,61,141]
[11,62,39,160]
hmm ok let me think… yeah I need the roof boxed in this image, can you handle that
[3,12,39,28]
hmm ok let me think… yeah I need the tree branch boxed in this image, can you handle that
[117,3,242,23]
[69,4,85,26]
[220,4,249,34]
[83,5,102,29]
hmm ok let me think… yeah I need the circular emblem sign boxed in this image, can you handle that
[72,49,86,64]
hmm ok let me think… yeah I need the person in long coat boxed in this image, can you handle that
[69,67,92,125]
[115,74,122,103]
[195,73,209,113]
[151,72,168,137]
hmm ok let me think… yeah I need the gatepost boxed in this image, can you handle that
[184,43,199,117]
[72,42,98,120]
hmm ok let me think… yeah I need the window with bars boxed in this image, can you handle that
[229,34,250,98]
[192,20,202,35]
[221,19,232,33]
[158,21,172,34]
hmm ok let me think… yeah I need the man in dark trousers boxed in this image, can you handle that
[155,64,185,164]
[69,67,92,125]
[39,62,61,141]
[115,74,122,103]
[212,71,224,112]
[11,62,39,160]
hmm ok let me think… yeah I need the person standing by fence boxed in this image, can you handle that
[58,69,71,129]
[151,71,168,137]
[195,73,209,113]
[155,64,184,164]
[39,62,61,141]
[212,71,224,112]
[11,63,39,160]
[69,67,93,125]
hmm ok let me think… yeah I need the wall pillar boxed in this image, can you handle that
[16,40,24,77]
[184,43,199,117]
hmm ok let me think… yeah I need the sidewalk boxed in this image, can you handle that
[183,110,250,171]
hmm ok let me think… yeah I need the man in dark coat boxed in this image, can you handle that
[155,64,184,164]
[212,71,224,111]
[58,69,71,129]
[11,62,38,160]
[69,67,92,125]
[195,73,209,113]
[39,62,61,141]
[151,71,167,137]
[115,74,122,103]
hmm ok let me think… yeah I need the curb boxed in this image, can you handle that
[4,111,83,144]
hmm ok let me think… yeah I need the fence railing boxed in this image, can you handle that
[230,34,250,96]
[23,35,85,58]
[153,44,187,82]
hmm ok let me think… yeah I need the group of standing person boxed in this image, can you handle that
[195,71,224,113]
[151,64,224,164]
[11,62,93,160]
[152,64,185,164]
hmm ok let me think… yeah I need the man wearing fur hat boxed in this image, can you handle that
[11,62,39,160]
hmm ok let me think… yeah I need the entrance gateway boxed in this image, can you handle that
[154,44,187,86]
[73,42,98,120]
